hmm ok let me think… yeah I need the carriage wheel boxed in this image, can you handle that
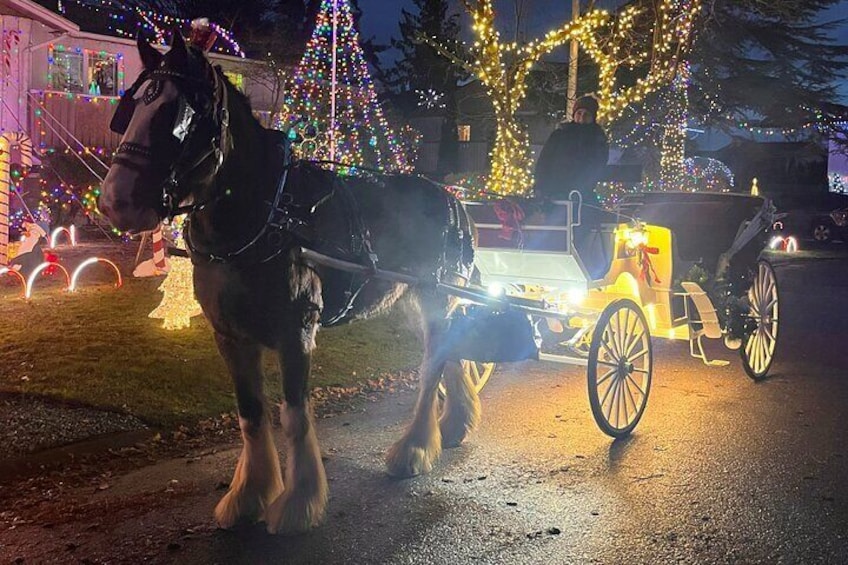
[438,361,496,402]
[587,299,653,438]
[741,260,779,380]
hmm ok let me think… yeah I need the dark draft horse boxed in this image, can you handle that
[99,33,482,533]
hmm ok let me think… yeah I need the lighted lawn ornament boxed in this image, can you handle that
[148,239,201,330]
[768,221,799,253]
[8,220,47,274]
[48,226,78,248]
[133,223,170,277]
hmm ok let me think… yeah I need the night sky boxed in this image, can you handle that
[356,0,848,85]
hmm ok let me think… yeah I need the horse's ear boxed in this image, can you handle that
[137,34,162,71]
[168,26,188,66]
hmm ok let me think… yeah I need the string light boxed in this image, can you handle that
[273,0,412,174]
[424,0,699,196]
[50,1,245,58]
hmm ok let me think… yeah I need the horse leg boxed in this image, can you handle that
[439,360,482,448]
[266,299,328,534]
[385,291,450,478]
[213,335,283,528]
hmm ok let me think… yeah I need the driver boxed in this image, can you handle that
[533,95,615,279]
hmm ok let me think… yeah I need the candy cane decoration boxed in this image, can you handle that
[2,30,20,85]
[0,135,9,266]
[0,131,35,265]
[152,224,167,271]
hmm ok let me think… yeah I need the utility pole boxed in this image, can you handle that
[566,0,580,120]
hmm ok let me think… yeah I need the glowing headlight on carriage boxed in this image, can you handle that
[624,228,649,250]
[487,282,506,298]
[566,287,586,305]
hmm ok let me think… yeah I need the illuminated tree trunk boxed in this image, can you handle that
[659,63,689,190]
[488,114,533,195]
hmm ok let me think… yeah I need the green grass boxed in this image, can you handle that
[0,271,422,428]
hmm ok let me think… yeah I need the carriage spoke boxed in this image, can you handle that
[624,324,645,358]
[596,368,617,387]
[631,368,650,375]
[611,312,624,358]
[622,310,634,354]
[626,373,647,397]
[628,347,649,363]
[763,325,776,344]
[600,332,619,364]
[620,377,631,425]
[600,374,618,414]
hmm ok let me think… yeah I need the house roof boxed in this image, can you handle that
[1,0,79,33]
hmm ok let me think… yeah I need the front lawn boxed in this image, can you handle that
[0,243,422,428]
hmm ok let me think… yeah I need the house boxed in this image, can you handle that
[0,0,276,263]
[406,77,564,177]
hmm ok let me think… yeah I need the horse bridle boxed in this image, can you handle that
[110,63,231,221]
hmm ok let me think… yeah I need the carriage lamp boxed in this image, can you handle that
[487,282,506,297]
[621,226,649,250]
[566,287,587,305]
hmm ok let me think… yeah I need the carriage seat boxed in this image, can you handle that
[463,198,616,281]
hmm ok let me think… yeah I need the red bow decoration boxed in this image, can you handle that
[42,251,59,276]
[492,199,525,245]
[637,244,661,286]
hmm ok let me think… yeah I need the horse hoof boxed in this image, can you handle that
[385,440,441,478]
[439,402,481,449]
[214,488,264,529]
[265,487,328,535]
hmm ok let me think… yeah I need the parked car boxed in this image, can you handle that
[773,192,848,243]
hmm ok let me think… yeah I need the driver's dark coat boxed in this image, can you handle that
[533,122,609,201]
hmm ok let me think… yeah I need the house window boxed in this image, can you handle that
[224,71,245,92]
[457,124,471,142]
[50,49,84,92]
[88,52,118,96]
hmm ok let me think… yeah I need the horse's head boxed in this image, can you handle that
[99,31,229,232]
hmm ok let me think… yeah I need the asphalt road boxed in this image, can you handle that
[2,250,847,564]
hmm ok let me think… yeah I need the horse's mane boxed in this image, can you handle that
[186,46,263,132]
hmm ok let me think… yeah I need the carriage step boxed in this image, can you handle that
[681,281,728,366]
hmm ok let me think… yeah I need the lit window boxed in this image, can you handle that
[224,71,245,92]
[87,52,118,96]
[458,124,471,142]
[51,51,84,93]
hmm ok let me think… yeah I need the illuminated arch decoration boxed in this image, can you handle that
[49,226,77,248]
[0,266,27,297]
[769,236,799,253]
[0,131,34,265]
[25,261,70,300]
[683,157,734,193]
[69,257,123,291]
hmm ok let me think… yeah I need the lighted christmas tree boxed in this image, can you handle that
[274,0,412,173]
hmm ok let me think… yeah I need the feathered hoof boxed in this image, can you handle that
[439,419,476,449]
[265,486,328,535]
[439,401,481,449]
[214,487,270,529]
[385,435,442,478]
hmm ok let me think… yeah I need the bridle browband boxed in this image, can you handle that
[111,62,231,221]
